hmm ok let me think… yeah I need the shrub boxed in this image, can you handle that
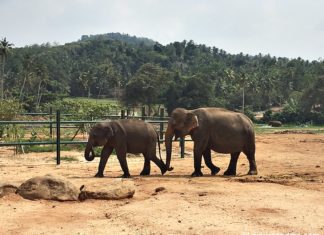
[41,99,119,120]
[0,99,24,138]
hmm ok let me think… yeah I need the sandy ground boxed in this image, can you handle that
[0,133,323,235]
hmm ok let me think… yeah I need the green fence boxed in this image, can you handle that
[0,108,187,164]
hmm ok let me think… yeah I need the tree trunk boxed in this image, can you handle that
[36,80,42,110]
[1,56,5,100]
[19,74,28,101]
[242,86,245,113]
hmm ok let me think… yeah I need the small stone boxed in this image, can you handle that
[178,220,181,223]
[316,165,320,168]
[0,183,18,198]
[198,192,207,197]
[155,187,166,193]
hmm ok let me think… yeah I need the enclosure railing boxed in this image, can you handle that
[0,108,187,165]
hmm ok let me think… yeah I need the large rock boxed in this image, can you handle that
[0,183,18,198]
[268,120,282,127]
[79,179,135,201]
[17,174,79,201]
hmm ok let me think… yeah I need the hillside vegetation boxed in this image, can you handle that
[1,33,323,123]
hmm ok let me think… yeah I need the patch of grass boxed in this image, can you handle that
[54,156,78,162]
[26,145,56,153]
[63,97,119,106]
[254,124,324,134]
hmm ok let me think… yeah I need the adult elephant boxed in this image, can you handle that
[165,108,258,177]
[85,120,168,178]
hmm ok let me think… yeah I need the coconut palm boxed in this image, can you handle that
[0,38,14,100]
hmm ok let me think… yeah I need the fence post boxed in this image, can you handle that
[49,107,53,138]
[121,110,125,119]
[180,137,185,158]
[56,110,61,165]
[126,109,130,118]
[141,106,145,121]
[159,108,164,140]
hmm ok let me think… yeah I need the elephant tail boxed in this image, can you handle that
[156,130,162,162]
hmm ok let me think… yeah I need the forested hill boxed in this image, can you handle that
[80,33,156,47]
[2,33,324,122]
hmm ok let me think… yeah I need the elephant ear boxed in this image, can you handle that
[185,112,199,132]
[103,124,115,139]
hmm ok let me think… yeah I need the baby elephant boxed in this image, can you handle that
[84,119,168,178]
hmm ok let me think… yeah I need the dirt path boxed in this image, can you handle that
[0,133,323,234]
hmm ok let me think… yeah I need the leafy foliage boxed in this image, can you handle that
[1,33,324,123]
[41,99,119,120]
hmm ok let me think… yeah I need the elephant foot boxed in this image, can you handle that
[191,170,203,177]
[211,167,221,176]
[121,173,131,178]
[223,170,236,176]
[95,172,104,178]
[140,170,150,176]
[160,167,167,175]
[248,170,258,175]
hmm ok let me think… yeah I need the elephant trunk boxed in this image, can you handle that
[165,122,174,171]
[84,141,95,161]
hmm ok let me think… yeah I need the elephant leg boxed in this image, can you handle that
[203,148,220,175]
[116,148,130,178]
[140,157,151,176]
[224,152,240,176]
[191,143,205,177]
[149,154,167,175]
[95,146,114,178]
[243,150,258,175]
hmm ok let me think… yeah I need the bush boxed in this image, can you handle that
[0,99,23,120]
[243,107,256,122]
[262,110,272,123]
[0,99,24,138]
[41,99,120,120]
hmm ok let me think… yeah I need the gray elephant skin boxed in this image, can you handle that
[165,107,258,177]
[84,120,168,178]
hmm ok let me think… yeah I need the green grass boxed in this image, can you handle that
[53,156,78,162]
[63,97,119,105]
[24,140,86,153]
[254,124,324,134]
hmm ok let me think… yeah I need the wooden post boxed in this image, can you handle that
[56,110,61,165]
[49,107,53,138]
[180,138,185,158]
[141,106,145,121]
[121,110,125,119]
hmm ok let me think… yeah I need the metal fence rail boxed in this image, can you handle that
[0,108,187,164]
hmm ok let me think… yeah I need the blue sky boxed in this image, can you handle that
[1,0,323,61]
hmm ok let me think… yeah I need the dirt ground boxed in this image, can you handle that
[0,133,323,235]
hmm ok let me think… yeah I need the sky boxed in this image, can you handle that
[1,0,324,61]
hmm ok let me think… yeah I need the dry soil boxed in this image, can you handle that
[0,133,323,235]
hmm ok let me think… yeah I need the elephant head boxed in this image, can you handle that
[84,123,114,161]
[165,108,199,169]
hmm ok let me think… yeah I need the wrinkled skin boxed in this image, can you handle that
[165,108,258,177]
[85,120,168,178]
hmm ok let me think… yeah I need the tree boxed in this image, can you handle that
[125,63,168,115]
[164,73,215,112]
[300,76,324,113]
[0,38,14,100]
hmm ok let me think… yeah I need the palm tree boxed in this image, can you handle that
[0,38,14,100]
